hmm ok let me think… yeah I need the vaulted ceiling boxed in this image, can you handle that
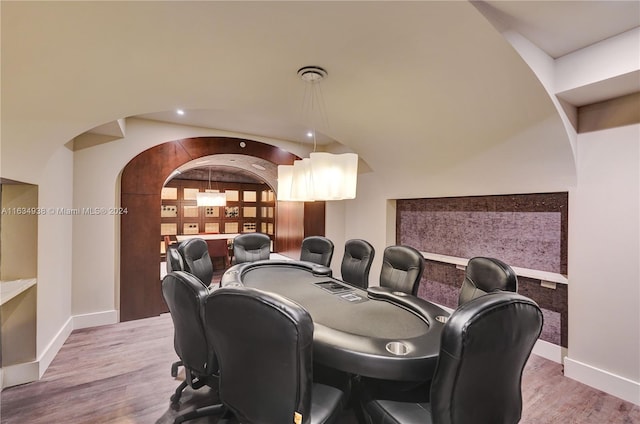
[2,1,638,184]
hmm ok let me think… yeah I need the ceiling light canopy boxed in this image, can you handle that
[277,66,358,202]
[297,66,328,82]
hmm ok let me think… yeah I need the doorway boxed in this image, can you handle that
[119,137,314,321]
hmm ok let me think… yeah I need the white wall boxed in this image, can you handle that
[566,124,640,404]
[36,145,74,374]
[555,28,640,97]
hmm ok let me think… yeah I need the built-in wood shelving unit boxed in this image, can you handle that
[160,179,276,256]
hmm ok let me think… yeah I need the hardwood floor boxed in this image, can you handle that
[1,313,638,423]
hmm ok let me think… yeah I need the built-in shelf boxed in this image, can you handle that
[176,233,240,242]
[1,279,37,305]
[421,252,568,285]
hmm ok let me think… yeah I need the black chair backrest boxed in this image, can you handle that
[179,238,214,286]
[205,286,314,424]
[431,292,543,424]
[161,271,215,377]
[458,257,518,307]
[300,236,334,267]
[166,246,184,273]
[233,233,271,264]
[341,239,375,289]
[379,245,424,295]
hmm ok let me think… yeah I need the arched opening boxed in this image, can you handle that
[120,136,325,322]
[160,154,277,278]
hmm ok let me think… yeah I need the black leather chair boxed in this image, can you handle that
[178,238,214,286]
[166,246,184,273]
[300,236,335,267]
[164,248,186,378]
[379,245,424,295]
[360,292,543,424]
[232,233,271,264]
[340,239,375,289]
[161,271,225,423]
[458,256,518,307]
[205,286,347,424]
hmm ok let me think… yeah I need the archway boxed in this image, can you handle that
[119,136,323,321]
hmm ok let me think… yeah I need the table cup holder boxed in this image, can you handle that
[435,315,448,323]
[386,341,410,356]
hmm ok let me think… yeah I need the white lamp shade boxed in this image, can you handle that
[196,191,227,206]
[290,158,315,201]
[277,153,358,202]
[310,152,358,200]
[277,164,294,201]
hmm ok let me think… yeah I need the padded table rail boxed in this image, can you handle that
[220,260,450,381]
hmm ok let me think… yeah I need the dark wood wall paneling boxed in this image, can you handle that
[275,200,327,259]
[304,201,326,237]
[120,137,321,322]
[276,201,306,259]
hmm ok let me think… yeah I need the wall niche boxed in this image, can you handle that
[1,179,38,388]
[397,192,568,348]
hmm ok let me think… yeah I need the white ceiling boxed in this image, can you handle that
[2,1,638,183]
[134,0,639,148]
[484,0,639,58]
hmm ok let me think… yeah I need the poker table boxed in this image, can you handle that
[220,260,450,381]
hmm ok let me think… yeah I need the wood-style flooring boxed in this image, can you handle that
[1,313,638,423]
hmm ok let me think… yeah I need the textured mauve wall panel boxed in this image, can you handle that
[399,193,568,347]
[539,309,561,346]
[401,211,561,272]
[397,192,568,274]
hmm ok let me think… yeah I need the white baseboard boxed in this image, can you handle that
[1,316,73,389]
[1,310,118,390]
[37,316,73,378]
[532,339,566,364]
[564,357,640,406]
[1,361,39,389]
[72,309,118,330]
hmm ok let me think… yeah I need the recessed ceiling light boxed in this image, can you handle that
[176,109,185,115]
[252,163,266,171]
[306,131,314,138]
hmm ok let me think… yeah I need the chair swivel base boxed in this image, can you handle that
[174,404,228,424]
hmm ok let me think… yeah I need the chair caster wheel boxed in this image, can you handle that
[171,361,181,377]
